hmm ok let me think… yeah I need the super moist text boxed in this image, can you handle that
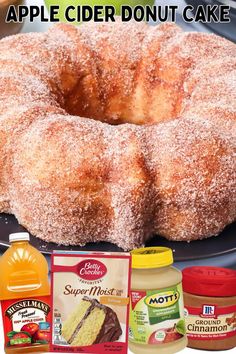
[64,285,117,297]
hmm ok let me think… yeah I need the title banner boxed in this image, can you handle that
[6,4,231,24]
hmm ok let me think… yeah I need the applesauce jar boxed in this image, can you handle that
[129,247,187,354]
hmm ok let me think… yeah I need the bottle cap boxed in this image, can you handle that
[183,266,236,297]
[131,247,173,269]
[9,232,30,243]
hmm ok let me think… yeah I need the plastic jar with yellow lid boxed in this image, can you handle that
[129,247,187,354]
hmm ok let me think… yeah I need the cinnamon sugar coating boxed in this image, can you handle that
[0,22,235,250]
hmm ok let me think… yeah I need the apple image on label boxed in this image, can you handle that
[44,0,155,23]
[148,328,183,344]
[33,330,50,343]
[163,328,182,343]
[21,323,39,336]
[10,332,32,347]
[148,329,166,344]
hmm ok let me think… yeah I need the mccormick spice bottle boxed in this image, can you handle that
[129,247,187,354]
[183,266,236,350]
[0,233,51,353]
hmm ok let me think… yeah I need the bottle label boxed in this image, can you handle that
[185,304,236,340]
[1,296,51,349]
[129,283,186,345]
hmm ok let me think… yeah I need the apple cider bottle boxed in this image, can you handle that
[0,233,51,353]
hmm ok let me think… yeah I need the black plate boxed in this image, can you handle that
[185,0,236,43]
[0,213,235,261]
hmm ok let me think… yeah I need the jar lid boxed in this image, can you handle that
[183,266,236,297]
[9,232,30,243]
[131,247,173,269]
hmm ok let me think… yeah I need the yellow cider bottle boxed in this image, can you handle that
[0,233,51,353]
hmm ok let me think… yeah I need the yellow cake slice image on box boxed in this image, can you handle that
[62,296,122,346]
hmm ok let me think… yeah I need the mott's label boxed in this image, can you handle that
[1,296,51,348]
[185,304,236,340]
[145,290,180,309]
[129,284,186,345]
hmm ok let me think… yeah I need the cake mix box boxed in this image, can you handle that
[50,251,131,353]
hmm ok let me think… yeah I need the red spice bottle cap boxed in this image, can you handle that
[182,266,236,297]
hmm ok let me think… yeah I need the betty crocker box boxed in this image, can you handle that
[50,251,131,353]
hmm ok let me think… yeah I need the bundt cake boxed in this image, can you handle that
[0,21,235,250]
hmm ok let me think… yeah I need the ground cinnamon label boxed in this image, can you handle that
[183,266,236,350]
